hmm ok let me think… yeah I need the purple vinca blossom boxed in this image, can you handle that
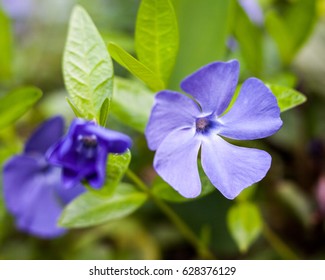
[2,116,85,238]
[47,119,132,189]
[145,60,282,199]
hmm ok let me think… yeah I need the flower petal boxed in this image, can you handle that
[25,116,64,155]
[145,90,200,150]
[218,78,282,140]
[3,155,40,215]
[180,60,239,115]
[86,146,108,188]
[85,125,132,153]
[3,155,66,238]
[154,128,202,198]
[201,135,271,199]
[55,178,85,204]
[17,181,66,238]
[47,140,80,171]
[62,168,84,189]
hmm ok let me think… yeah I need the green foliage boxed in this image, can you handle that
[0,8,12,82]
[227,201,263,253]
[63,5,113,122]
[99,98,109,126]
[108,43,164,91]
[0,87,42,129]
[233,2,263,76]
[59,183,147,228]
[169,0,234,89]
[135,0,179,84]
[266,0,317,65]
[276,181,313,228]
[268,84,307,112]
[111,77,154,133]
[65,97,83,118]
[94,150,131,197]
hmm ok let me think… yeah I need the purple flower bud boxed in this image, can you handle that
[47,119,132,189]
[2,116,85,238]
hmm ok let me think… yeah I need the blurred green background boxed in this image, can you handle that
[1,0,325,259]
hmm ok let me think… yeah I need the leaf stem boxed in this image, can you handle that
[125,169,215,259]
[262,222,300,260]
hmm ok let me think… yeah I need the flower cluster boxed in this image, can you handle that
[145,60,282,199]
[2,117,132,238]
[3,117,85,238]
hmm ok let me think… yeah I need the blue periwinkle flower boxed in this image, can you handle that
[2,116,85,238]
[145,60,282,199]
[47,119,132,189]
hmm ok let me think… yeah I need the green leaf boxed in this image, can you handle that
[135,0,178,84]
[265,12,294,65]
[111,77,154,133]
[227,202,263,253]
[0,8,12,81]
[233,2,263,75]
[108,43,165,91]
[95,150,131,197]
[99,98,109,126]
[0,87,42,129]
[268,84,307,112]
[169,0,234,89]
[276,180,313,228]
[266,0,317,65]
[66,97,83,118]
[63,5,113,122]
[59,183,147,228]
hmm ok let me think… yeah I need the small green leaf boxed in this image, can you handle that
[0,87,42,129]
[266,0,317,65]
[0,8,12,81]
[63,5,113,122]
[276,180,313,228]
[233,2,263,75]
[135,0,178,84]
[95,150,131,197]
[268,84,307,112]
[66,97,83,118]
[227,202,263,253]
[108,43,165,91]
[99,98,109,126]
[111,77,154,133]
[265,12,293,65]
[59,183,147,228]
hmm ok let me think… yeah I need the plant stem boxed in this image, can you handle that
[262,222,300,260]
[125,169,215,259]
